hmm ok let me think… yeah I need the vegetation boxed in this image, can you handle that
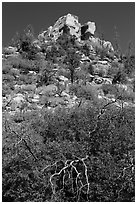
[2,23,135,202]
[3,103,135,202]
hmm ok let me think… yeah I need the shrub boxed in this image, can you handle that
[123,55,135,76]
[10,25,39,60]
[36,61,56,86]
[3,100,135,201]
[94,45,108,60]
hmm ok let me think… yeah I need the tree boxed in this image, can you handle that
[112,70,127,84]
[64,48,81,83]
[10,25,38,60]
[113,26,122,57]
[123,49,135,76]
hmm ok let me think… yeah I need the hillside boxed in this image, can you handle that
[2,13,135,202]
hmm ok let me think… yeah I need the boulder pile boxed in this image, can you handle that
[38,13,114,55]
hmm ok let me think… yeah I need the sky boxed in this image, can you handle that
[2,2,135,54]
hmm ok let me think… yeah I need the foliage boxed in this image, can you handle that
[113,26,122,58]
[2,21,135,202]
[123,55,135,76]
[10,25,39,60]
[112,70,127,84]
[107,61,127,84]
[94,45,108,60]
[82,44,90,56]
[6,57,40,73]
[63,49,81,83]
[36,60,57,86]
[2,101,135,201]
[69,83,100,106]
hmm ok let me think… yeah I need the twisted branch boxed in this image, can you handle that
[41,155,89,201]
[4,116,38,161]
[89,99,117,137]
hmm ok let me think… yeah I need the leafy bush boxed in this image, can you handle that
[63,49,81,84]
[10,25,39,60]
[123,55,135,76]
[3,96,135,202]
[94,45,108,60]
[36,60,57,86]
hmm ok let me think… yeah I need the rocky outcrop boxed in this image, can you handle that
[81,22,96,40]
[3,46,18,54]
[37,13,114,55]
[2,46,19,59]
[38,26,52,42]
[89,37,114,53]
[38,14,97,43]
[38,13,81,42]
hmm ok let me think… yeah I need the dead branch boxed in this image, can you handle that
[41,155,89,201]
[4,116,38,161]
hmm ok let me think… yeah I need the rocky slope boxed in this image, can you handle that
[2,13,135,202]
[2,13,135,117]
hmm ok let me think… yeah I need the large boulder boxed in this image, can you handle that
[10,93,26,111]
[38,13,81,42]
[103,41,114,52]
[20,84,36,92]
[32,40,42,50]
[57,75,69,82]
[50,13,81,40]
[81,22,96,40]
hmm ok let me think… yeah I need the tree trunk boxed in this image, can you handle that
[70,70,74,84]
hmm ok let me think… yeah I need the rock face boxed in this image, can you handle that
[38,26,53,42]
[103,41,114,52]
[38,13,81,41]
[38,13,114,54]
[50,13,81,39]
[38,13,97,42]
[89,37,114,53]
[81,22,96,40]
[45,13,113,52]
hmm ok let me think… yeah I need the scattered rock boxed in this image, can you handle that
[57,75,69,82]
[61,91,70,98]
[10,93,26,111]
[92,62,111,77]
[21,84,36,92]
[28,71,37,75]
[3,46,17,54]
[94,76,104,84]
[36,84,58,96]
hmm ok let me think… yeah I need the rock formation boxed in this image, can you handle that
[81,21,96,40]
[38,13,114,55]
[38,13,96,42]
[38,13,81,41]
